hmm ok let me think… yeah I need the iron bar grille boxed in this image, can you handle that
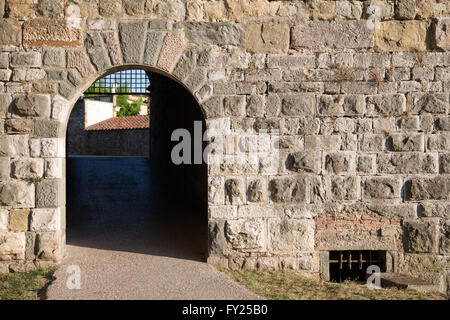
[84,69,151,95]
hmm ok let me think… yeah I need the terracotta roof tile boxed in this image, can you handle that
[85,115,149,131]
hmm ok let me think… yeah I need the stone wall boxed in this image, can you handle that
[67,99,150,156]
[0,0,448,295]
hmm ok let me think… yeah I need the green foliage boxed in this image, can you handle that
[116,97,143,117]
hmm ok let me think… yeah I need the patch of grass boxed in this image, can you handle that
[0,269,54,300]
[218,268,446,300]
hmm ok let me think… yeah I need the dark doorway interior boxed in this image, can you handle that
[66,70,208,262]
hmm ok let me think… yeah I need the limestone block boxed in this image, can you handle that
[404,220,439,253]
[11,159,44,179]
[0,19,22,46]
[0,181,34,208]
[0,135,29,157]
[286,151,321,174]
[363,177,402,200]
[8,209,29,231]
[269,219,314,253]
[375,21,428,52]
[292,21,373,50]
[35,232,61,261]
[325,176,360,201]
[406,177,448,201]
[324,152,355,175]
[412,93,448,114]
[245,22,289,54]
[269,177,308,203]
[23,18,82,47]
[36,179,62,208]
[225,219,266,250]
[434,19,450,51]
[31,208,60,231]
[388,134,424,152]
[0,232,25,261]
[157,30,185,72]
[377,153,438,174]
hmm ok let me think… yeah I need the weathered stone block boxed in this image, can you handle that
[305,135,341,151]
[0,93,11,118]
[281,94,316,116]
[13,94,51,118]
[11,159,44,179]
[40,138,64,157]
[224,95,245,117]
[325,176,360,201]
[0,209,7,231]
[98,0,122,17]
[396,0,416,19]
[364,177,401,200]
[359,134,385,152]
[0,232,25,261]
[185,22,241,46]
[35,232,61,261]
[157,30,185,72]
[119,21,147,63]
[224,178,245,205]
[269,219,314,253]
[31,208,60,232]
[413,93,448,114]
[34,119,59,138]
[324,152,355,175]
[43,48,65,67]
[441,154,450,174]
[377,153,438,174]
[245,22,289,54]
[66,50,95,78]
[428,134,450,151]
[36,179,62,208]
[318,95,365,116]
[406,177,448,200]
[44,158,62,179]
[388,134,424,152]
[225,219,266,251]
[269,177,308,203]
[357,155,375,174]
[434,18,450,51]
[292,21,373,50]
[404,220,439,253]
[5,119,34,133]
[0,158,9,181]
[143,31,166,67]
[246,178,266,203]
[0,19,22,46]
[8,209,29,231]
[418,203,450,218]
[286,151,320,174]
[375,21,428,52]
[0,135,29,157]
[0,181,34,208]
[366,94,406,116]
[23,18,82,47]
[85,32,111,72]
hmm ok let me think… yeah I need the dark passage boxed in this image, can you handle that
[66,70,208,262]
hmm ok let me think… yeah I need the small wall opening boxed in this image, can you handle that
[329,250,387,282]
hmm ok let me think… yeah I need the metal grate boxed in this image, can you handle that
[84,69,151,95]
[329,250,386,282]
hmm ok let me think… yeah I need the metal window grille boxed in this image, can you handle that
[329,250,386,282]
[84,69,151,95]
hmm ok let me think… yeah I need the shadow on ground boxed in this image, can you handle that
[66,156,208,262]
